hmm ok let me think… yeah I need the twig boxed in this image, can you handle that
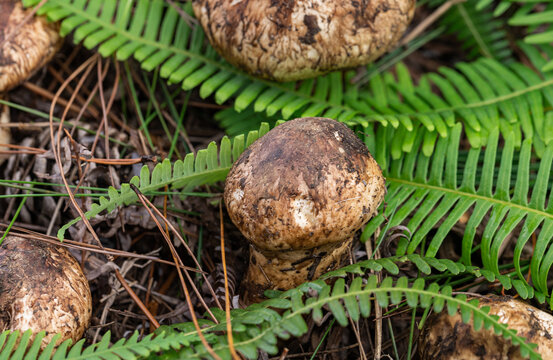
[131,184,221,360]
[400,0,466,46]
[129,184,220,319]
[114,270,160,329]
[220,203,240,360]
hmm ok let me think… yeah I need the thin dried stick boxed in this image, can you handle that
[220,203,240,360]
[47,55,160,329]
[131,184,221,360]
[70,59,113,198]
[129,185,224,311]
[114,270,160,329]
[1,227,204,273]
[349,318,368,360]
[48,56,99,240]
[129,185,220,319]
[400,0,466,45]
[23,82,99,119]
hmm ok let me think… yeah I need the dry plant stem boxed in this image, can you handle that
[166,0,198,27]
[48,63,128,131]
[114,270,160,329]
[67,60,110,139]
[0,143,46,154]
[219,203,240,360]
[130,184,223,311]
[164,185,169,235]
[350,318,368,360]
[46,66,102,119]
[365,234,382,360]
[400,0,466,45]
[71,59,115,199]
[97,59,125,233]
[129,185,219,318]
[23,82,99,119]
[53,60,96,214]
[131,185,221,360]
[0,121,55,128]
[3,227,203,272]
[48,56,161,335]
[277,348,289,360]
[49,55,102,246]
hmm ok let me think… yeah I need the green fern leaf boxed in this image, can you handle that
[475,0,553,71]
[363,122,553,299]
[217,48,553,157]
[432,0,513,61]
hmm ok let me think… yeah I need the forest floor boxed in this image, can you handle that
[0,4,543,360]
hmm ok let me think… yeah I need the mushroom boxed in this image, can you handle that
[0,235,92,348]
[0,0,62,92]
[192,0,416,81]
[419,295,553,360]
[0,0,62,163]
[0,104,9,164]
[224,117,386,304]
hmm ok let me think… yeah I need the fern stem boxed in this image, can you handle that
[455,3,493,58]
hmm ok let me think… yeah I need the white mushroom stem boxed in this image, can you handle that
[243,239,351,302]
[0,102,11,165]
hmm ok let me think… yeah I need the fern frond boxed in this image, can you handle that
[477,0,553,71]
[322,254,538,301]
[154,276,540,359]
[0,329,211,359]
[24,0,553,156]
[57,122,272,240]
[3,260,542,359]
[217,49,553,157]
[433,0,513,61]
[363,122,553,301]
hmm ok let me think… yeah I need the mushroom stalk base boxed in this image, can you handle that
[241,238,352,304]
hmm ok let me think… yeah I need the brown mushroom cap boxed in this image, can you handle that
[419,295,553,360]
[192,0,416,81]
[0,235,92,348]
[0,0,61,92]
[224,117,386,252]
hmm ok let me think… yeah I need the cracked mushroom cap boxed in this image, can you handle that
[224,117,386,252]
[419,295,553,360]
[0,0,62,92]
[192,0,416,81]
[0,235,92,348]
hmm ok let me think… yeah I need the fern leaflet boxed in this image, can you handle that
[363,122,553,302]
